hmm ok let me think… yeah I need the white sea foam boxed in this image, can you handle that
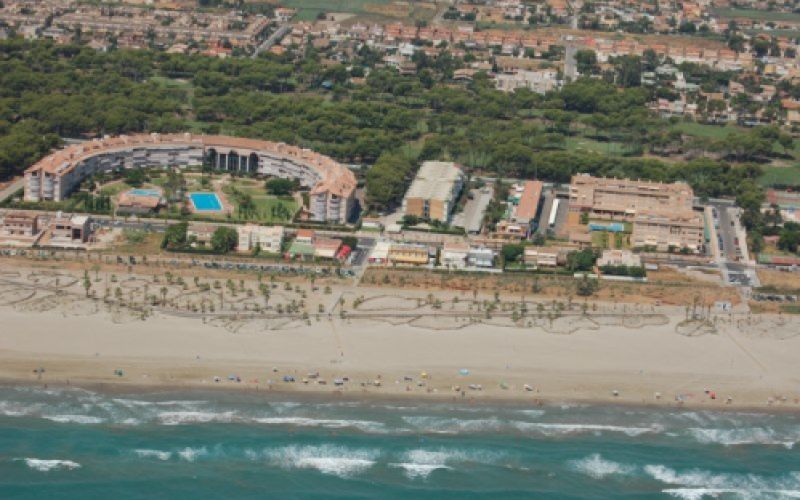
[392,462,449,479]
[389,450,453,479]
[17,458,81,472]
[401,416,505,434]
[266,445,378,477]
[113,398,207,408]
[43,414,105,425]
[177,447,208,462]
[0,401,42,417]
[390,448,506,479]
[253,417,386,433]
[134,449,172,461]
[569,453,635,480]
[689,427,798,449]
[646,465,800,498]
[515,422,661,437]
[157,411,236,425]
[516,409,546,418]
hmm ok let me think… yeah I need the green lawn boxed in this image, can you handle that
[672,121,742,139]
[758,165,800,187]
[99,181,132,197]
[225,178,299,223]
[711,8,800,23]
[564,136,626,155]
[282,0,391,19]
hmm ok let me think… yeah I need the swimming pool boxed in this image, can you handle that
[128,188,161,197]
[189,192,223,212]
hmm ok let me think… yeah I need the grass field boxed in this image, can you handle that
[563,136,626,155]
[281,0,391,20]
[225,178,299,223]
[758,165,800,187]
[671,121,742,139]
[711,8,800,23]
[99,181,133,197]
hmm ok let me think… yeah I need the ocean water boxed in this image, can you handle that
[1,385,798,499]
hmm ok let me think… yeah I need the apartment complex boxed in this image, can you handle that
[24,133,356,224]
[402,161,465,222]
[570,174,695,218]
[569,174,704,252]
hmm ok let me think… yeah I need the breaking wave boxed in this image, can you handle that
[569,453,636,479]
[253,416,386,433]
[265,444,378,477]
[157,411,237,425]
[689,427,799,449]
[646,465,800,499]
[134,449,172,461]
[42,414,105,425]
[16,458,81,472]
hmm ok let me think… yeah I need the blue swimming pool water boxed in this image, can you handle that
[190,192,222,211]
[128,189,161,197]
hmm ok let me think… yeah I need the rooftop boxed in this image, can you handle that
[405,161,463,202]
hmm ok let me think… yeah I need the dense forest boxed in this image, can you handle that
[0,38,773,222]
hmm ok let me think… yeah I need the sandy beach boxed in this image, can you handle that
[1,261,799,411]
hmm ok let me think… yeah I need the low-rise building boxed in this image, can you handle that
[524,246,567,267]
[495,69,559,93]
[2,212,39,238]
[368,240,391,264]
[314,237,342,259]
[50,214,91,243]
[442,242,470,269]
[236,224,284,254]
[597,249,641,268]
[188,223,217,247]
[295,229,315,245]
[496,180,543,239]
[467,246,495,268]
[388,243,429,266]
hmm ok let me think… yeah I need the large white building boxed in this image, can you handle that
[24,133,357,224]
[236,224,284,254]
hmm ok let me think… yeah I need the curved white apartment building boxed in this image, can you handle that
[24,133,357,224]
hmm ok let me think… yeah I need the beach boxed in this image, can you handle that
[0,261,799,410]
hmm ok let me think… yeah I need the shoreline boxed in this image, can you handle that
[2,353,799,414]
[3,376,800,416]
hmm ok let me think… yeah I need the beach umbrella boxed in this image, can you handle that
[459,369,470,376]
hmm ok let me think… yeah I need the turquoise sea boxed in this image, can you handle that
[0,385,798,499]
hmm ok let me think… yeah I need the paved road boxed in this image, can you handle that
[707,202,759,288]
[536,190,554,236]
[0,178,24,204]
[252,24,290,58]
[564,44,578,81]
